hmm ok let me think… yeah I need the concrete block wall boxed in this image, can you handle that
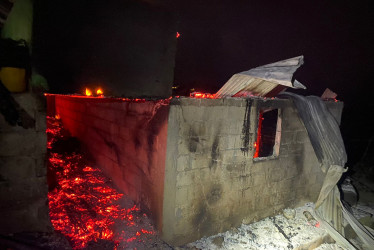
[162,97,339,245]
[49,95,344,246]
[52,95,170,229]
[0,93,52,233]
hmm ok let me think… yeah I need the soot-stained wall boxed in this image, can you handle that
[48,95,344,246]
[51,95,170,229]
[162,97,343,245]
[33,0,177,97]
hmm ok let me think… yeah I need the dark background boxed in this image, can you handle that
[33,0,177,98]
[173,0,374,169]
[33,0,374,168]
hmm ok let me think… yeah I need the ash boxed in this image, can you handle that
[188,203,331,250]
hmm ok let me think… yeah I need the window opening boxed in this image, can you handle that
[254,108,281,158]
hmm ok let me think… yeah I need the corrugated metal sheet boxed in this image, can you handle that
[215,56,306,98]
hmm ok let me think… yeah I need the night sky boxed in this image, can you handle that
[33,0,374,168]
[173,0,374,167]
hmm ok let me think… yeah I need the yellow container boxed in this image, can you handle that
[0,67,27,92]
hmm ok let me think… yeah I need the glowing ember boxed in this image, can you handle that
[47,117,155,249]
[190,92,215,99]
[96,89,103,96]
[253,112,263,158]
[85,88,92,96]
[176,32,180,38]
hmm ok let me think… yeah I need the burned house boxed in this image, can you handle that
[44,91,343,246]
[1,1,373,249]
[0,48,350,247]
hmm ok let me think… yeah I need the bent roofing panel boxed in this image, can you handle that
[215,56,306,98]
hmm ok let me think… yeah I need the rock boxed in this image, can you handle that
[283,208,296,220]
[212,236,224,248]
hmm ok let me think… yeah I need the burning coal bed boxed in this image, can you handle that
[47,116,170,249]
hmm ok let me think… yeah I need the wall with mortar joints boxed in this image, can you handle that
[0,93,52,234]
[48,95,343,246]
[162,97,343,246]
[52,95,170,230]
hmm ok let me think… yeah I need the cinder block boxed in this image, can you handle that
[222,97,245,107]
[0,177,48,204]
[280,131,295,145]
[286,144,304,155]
[0,114,29,133]
[226,106,245,122]
[176,155,190,172]
[191,154,210,170]
[177,137,190,155]
[228,123,242,136]
[284,164,299,179]
[13,93,43,114]
[176,171,194,187]
[252,172,266,187]
[268,167,285,182]
[179,97,201,107]
[270,191,294,206]
[123,168,142,191]
[0,156,36,180]
[0,197,52,233]
[175,186,189,205]
[295,130,309,143]
[35,111,46,132]
[69,101,86,113]
[200,98,222,107]
[0,131,46,157]
[35,155,47,177]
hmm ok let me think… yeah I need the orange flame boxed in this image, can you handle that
[96,89,103,95]
[190,92,215,99]
[85,88,92,96]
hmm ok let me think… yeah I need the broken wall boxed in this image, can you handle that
[162,97,343,245]
[48,95,344,246]
[51,95,169,229]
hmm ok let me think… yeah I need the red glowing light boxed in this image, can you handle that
[190,92,215,99]
[47,117,154,249]
[253,112,263,158]
[85,88,92,96]
[176,32,180,38]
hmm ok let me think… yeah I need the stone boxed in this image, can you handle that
[0,131,47,157]
[283,208,296,220]
[212,236,224,248]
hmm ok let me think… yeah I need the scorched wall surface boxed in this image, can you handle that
[52,95,169,230]
[49,95,343,246]
[162,97,343,245]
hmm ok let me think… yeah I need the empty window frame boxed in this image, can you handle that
[253,108,281,159]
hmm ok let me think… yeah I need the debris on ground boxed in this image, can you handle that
[47,116,171,249]
[188,203,333,250]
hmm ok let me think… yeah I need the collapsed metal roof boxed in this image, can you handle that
[215,56,306,98]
